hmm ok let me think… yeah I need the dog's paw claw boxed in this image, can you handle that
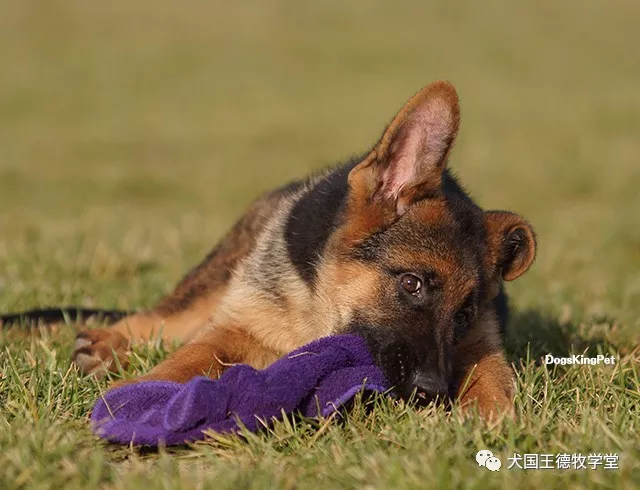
[71,328,129,377]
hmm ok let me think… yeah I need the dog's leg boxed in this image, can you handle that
[454,314,515,420]
[72,195,276,378]
[108,325,280,388]
[72,295,220,377]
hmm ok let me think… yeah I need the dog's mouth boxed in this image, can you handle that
[345,325,455,407]
[409,379,455,409]
[375,340,454,407]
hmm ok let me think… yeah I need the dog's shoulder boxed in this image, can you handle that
[282,157,362,285]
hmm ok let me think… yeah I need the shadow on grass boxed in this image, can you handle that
[504,309,620,365]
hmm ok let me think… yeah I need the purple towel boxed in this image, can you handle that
[91,334,389,446]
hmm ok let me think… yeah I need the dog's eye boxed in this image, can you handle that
[400,273,422,295]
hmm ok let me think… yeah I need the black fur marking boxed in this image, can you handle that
[284,159,360,286]
[493,285,509,337]
[0,307,129,328]
[505,228,527,264]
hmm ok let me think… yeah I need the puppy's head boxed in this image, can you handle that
[326,81,536,402]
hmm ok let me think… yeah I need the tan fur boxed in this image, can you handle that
[111,325,280,388]
[339,151,397,246]
[314,258,384,328]
[454,312,515,419]
[115,295,219,342]
[207,188,335,355]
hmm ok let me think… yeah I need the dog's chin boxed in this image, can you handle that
[345,324,454,408]
[393,369,456,409]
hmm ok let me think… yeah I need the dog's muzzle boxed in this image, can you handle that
[410,370,451,406]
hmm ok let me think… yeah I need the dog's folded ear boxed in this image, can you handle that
[349,80,460,215]
[485,211,537,281]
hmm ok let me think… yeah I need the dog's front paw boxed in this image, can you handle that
[459,389,514,421]
[457,377,515,421]
[72,328,130,377]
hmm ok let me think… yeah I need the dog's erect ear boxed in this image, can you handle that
[485,211,537,281]
[349,80,460,215]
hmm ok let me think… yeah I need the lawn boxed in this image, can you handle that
[1,1,639,488]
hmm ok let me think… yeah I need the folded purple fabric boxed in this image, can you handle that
[91,334,389,446]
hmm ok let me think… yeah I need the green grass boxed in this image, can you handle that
[1,1,639,488]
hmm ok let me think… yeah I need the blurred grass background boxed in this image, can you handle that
[0,1,639,488]
[1,0,639,330]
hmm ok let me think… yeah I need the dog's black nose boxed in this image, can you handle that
[410,372,449,406]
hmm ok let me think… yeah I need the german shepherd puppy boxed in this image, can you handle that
[3,81,536,418]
